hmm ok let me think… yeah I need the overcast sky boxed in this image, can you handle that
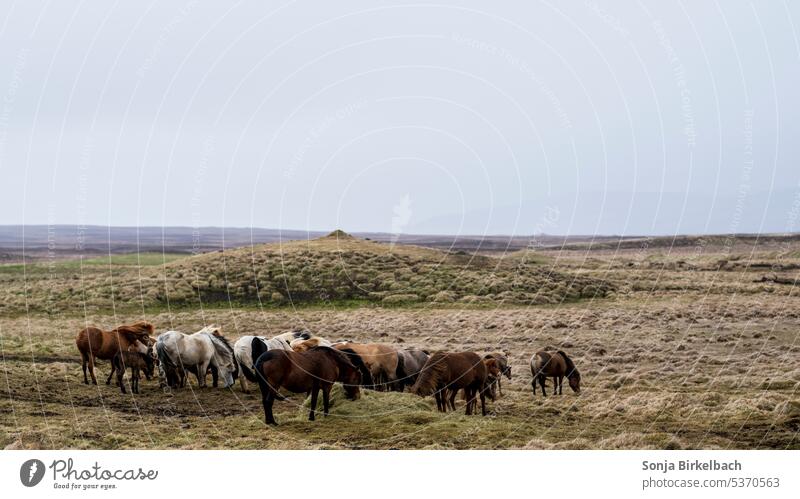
[1,1,799,235]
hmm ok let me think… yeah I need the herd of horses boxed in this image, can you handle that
[75,322,581,425]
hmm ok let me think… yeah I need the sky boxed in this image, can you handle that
[0,0,799,236]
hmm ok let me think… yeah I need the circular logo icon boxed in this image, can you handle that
[20,459,45,487]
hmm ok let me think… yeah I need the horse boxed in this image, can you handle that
[251,340,363,425]
[411,351,489,416]
[290,336,333,352]
[75,321,155,385]
[334,342,400,391]
[395,349,430,391]
[112,339,156,394]
[233,335,291,393]
[156,326,238,389]
[483,352,511,401]
[464,356,502,413]
[530,350,581,397]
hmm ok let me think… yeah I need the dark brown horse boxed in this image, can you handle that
[252,341,363,425]
[530,350,581,397]
[410,351,489,416]
[75,321,155,385]
[484,352,511,401]
[112,339,156,394]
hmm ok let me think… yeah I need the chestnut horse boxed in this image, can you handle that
[252,340,363,425]
[530,350,581,397]
[334,342,400,391]
[410,351,489,416]
[75,321,155,385]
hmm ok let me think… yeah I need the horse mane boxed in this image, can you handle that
[115,321,153,339]
[558,350,579,378]
[314,346,354,369]
[412,351,449,395]
[205,330,236,373]
[198,324,222,336]
[338,347,373,386]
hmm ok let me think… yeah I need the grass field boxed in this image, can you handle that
[1,233,799,449]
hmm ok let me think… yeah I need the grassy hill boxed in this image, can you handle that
[0,231,614,315]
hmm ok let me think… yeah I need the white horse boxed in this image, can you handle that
[233,335,292,393]
[156,325,238,389]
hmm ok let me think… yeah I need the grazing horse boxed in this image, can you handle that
[112,339,156,394]
[334,342,400,391]
[251,341,363,425]
[464,357,502,413]
[156,326,238,389]
[484,352,511,401]
[411,351,489,416]
[75,321,155,385]
[395,349,430,391]
[530,350,581,397]
[290,336,333,352]
[233,335,291,393]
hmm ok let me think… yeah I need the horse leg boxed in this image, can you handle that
[480,387,487,416]
[434,391,444,412]
[559,376,564,395]
[263,391,277,426]
[87,354,98,385]
[322,384,331,416]
[532,379,536,396]
[210,364,219,388]
[308,382,319,421]
[465,388,475,416]
[132,367,139,394]
[196,362,208,387]
[539,375,547,397]
[106,364,116,385]
[239,374,249,393]
[80,353,89,384]
[448,389,457,411]
[117,364,126,394]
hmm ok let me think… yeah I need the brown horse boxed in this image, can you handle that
[530,350,581,397]
[484,352,511,401]
[334,342,399,391]
[75,321,155,385]
[411,351,489,416]
[112,339,156,394]
[252,342,363,425]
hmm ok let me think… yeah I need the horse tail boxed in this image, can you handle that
[251,337,269,367]
[395,350,407,388]
[238,360,258,382]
